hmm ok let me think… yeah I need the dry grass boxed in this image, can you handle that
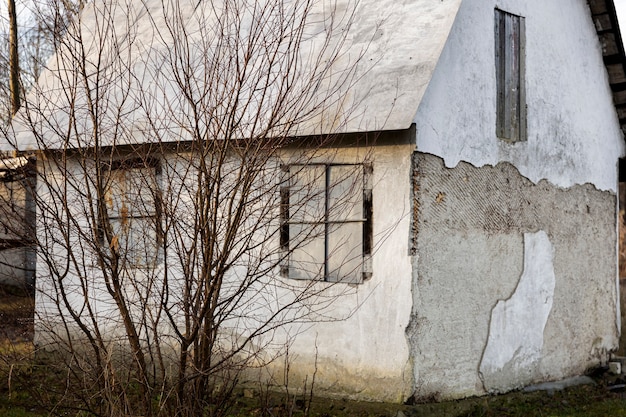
[0,284,41,416]
[2,283,626,416]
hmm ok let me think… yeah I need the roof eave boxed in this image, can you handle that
[589,0,626,138]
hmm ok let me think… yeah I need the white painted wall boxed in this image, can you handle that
[414,0,625,192]
[273,143,414,401]
[616,0,626,29]
[29,0,626,403]
[34,141,415,402]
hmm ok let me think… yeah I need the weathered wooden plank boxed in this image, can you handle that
[519,16,527,143]
[593,13,613,32]
[607,63,626,84]
[495,9,525,142]
[504,12,519,139]
[495,10,505,139]
[613,89,626,104]
[600,33,619,56]
[588,0,609,15]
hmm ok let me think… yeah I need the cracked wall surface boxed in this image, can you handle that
[408,153,618,400]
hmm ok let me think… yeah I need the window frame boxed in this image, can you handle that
[99,157,162,270]
[280,162,372,284]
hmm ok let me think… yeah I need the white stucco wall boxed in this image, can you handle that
[34,140,415,402]
[479,231,556,391]
[28,0,626,404]
[414,0,625,191]
[262,142,414,401]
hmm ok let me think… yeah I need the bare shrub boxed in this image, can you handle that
[2,0,375,415]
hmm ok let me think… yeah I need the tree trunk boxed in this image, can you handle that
[8,0,20,115]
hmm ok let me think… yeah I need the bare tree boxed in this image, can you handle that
[4,0,374,415]
[0,0,79,293]
[0,0,81,120]
[8,0,20,115]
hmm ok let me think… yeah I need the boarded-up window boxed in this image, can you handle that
[281,163,372,283]
[495,9,526,142]
[103,159,160,268]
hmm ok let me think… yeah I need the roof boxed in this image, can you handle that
[589,0,626,135]
[5,0,626,151]
[5,0,462,151]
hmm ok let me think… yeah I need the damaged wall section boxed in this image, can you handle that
[408,152,618,400]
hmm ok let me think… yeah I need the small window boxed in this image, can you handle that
[495,9,526,142]
[102,159,161,269]
[281,163,372,283]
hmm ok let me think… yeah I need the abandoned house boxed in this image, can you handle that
[3,0,626,403]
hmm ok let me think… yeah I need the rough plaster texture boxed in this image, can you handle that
[409,153,618,400]
[479,231,555,392]
[414,0,625,191]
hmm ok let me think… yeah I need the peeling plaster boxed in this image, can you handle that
[479,231,555,392]
[411,152,618,399]
[413,0,625,192]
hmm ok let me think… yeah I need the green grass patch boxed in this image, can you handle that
[3,363,626,416]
